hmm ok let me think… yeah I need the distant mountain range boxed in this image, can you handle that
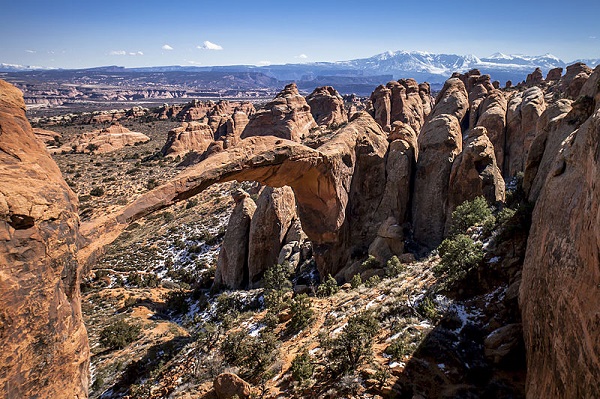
[2,51,599,95]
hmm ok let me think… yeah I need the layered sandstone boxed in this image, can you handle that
[55,123,150,154]
[161,121,214,157]
[305,86,348,127]
[241,83,316,142]
[520,67,600,398]
[247,187,296,285]
[412,78,467,249]
[214,190,256,290]
[0,80,88,399]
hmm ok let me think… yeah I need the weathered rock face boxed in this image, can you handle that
[559,62,593,99]
[306,86,348,127]
[546,67,563,81]
[247,186,296,285]
[412,78,467,249]
[223,111,250,148]
[370,84,392,129]
[161,121,214,157]
[0,80,89,398]
[241,83,316,142]
[55,123,150,154]
[81,111,388,279]
[214,190,256,290]
[213,373,253,399]
[446,127,505,233]
[32,127,61,145]
[505,87,546,177]
[475,90,508,172]
[520,72,600,398]
[526,67,544,85]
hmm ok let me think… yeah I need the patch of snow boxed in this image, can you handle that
[389,361,405,368]
[488,256,501,264]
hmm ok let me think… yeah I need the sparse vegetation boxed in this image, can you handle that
[263,263,292,310]
[449,196,495,236]
[287,293,314,334]
[434,234,484,289]
[385,255,406,278]
[290,349,315,382]
[317,274,339,298]
[99,319,141,350]
[321,311,379,375]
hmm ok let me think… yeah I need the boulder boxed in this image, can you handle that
[241,83,316,142]
[306,86,347,127]
[32,127,61,145]
[0,79,89,398]
[247,186,296,285]
[214,190,256,289]
[213,373,253,399]
[484,324,523,365]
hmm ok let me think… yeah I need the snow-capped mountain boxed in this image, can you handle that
[0,63,52,72]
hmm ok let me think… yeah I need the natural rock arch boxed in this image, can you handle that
[81,112,392,278]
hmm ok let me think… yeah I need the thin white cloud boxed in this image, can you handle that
[109,50,126,56]
[187,60,202,65]
[256,61,271,66]
[295,54,308,59]
[25,49,36,54]
[129,51,144,56]
[198,40,223,50]
[590,36,597,39]
[162,44,174,50]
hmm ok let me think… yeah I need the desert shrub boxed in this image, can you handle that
[290,349,314,381]
[221,329,278,377]
[350,274,362,289]
[497,207,516,226]
[416,296,439,321]
[146,178,159,190]
[127,271,143,287]
[385,255,406,278]
[164,289,189,315]
[434,234,484,289]
[449,196,495,236]
[99,319,141,350]
[321,311,380,375]
[364,275,381,288]
[361,255,380,269]
[263,263,292,309]
[317,274,339,298]
[90,186,105,197]
[385,338,408,361]
[86,143,99,152]
[186,198,199,209]
[262,310,280,330]
[287,294,314,334]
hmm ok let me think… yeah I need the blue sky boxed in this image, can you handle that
[1,0,599,68]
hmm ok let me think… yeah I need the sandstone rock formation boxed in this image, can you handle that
[55,123,150,154]
[240,83,316,142]
[214,190,256,289]
[223,111,250,147]
[161,121,214,157]
[305,86,348,127]
[412,78,467,249]
[546,67,563,81]
[525,67,543,85]
[213,373,253,399]
[505,87,546,176]
[32,127,61,145]
[370,84,391,129]
[81,112,389,279]
[520,67,600,398]
[446,127,505,233]
[0,80,88,398]
[559,62,593,99]
[247,186,296,285]
[474,90,508,172]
